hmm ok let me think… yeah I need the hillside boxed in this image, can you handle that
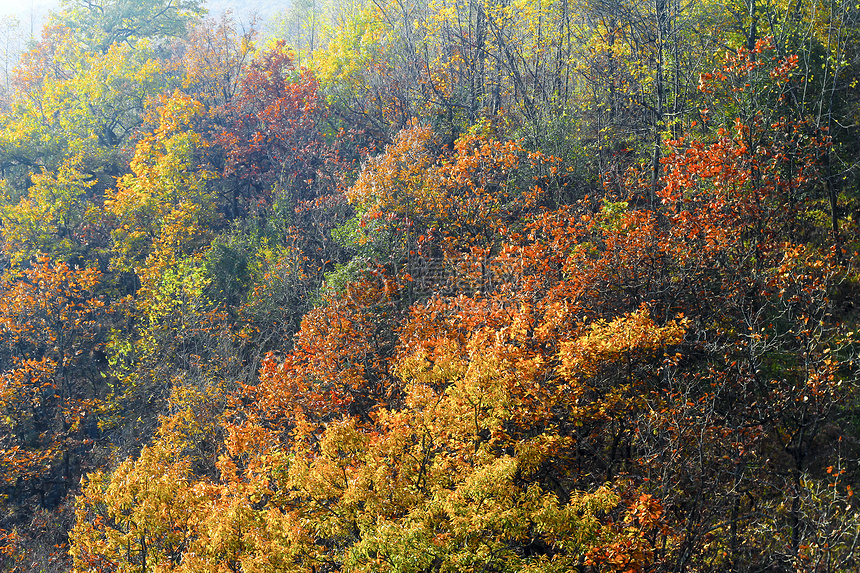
[0,0,858,571]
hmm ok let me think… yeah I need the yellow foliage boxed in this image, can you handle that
[559,305,688,379]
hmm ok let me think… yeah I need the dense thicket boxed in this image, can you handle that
[0,0,858,571]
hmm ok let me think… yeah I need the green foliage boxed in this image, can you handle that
[0,33,166,189]
[0,157,96,265]
[58,0,207,52]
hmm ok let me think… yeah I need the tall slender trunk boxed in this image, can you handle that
[651,0,667,209]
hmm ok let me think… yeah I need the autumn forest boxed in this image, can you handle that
[0,0,858,570]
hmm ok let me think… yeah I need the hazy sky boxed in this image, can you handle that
[0,0,56,39]
[0,0,56,19]
[0,0,278,35]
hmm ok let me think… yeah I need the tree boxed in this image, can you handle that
[270,0,325,67]
[70,437,213,572]
[0,256,108,509]
[175,14,257,109]
[0,26,168,200]
[216,42,333,218]
[0,155,101,266]
[337,122,563,299]
[58,0,206,53]
[243,271,402,428]
[105,90,219,281]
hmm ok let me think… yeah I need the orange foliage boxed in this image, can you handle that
[0,256,107,495]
